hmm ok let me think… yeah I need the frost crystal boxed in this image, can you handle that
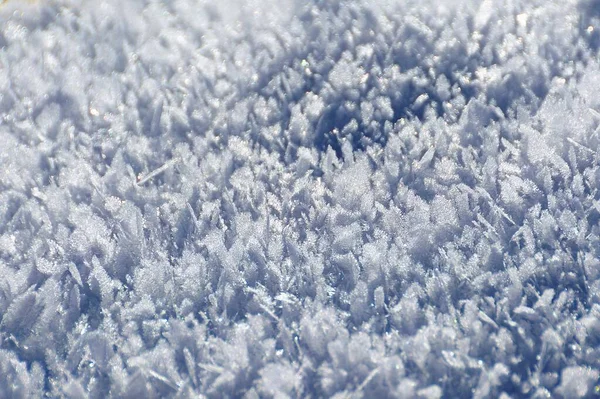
[1,0,600,397]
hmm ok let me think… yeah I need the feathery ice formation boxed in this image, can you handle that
[1,0,600,397]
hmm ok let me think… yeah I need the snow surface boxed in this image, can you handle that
[1,0,600,397]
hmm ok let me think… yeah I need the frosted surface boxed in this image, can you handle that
[1,0,600,397]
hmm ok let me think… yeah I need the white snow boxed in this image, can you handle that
[1,0,600,397]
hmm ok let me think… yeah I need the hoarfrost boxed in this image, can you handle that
[1,0,600,397]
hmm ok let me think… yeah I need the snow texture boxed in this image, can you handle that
[1,0,600,397]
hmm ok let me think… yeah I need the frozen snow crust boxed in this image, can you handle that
[1,0,600,397]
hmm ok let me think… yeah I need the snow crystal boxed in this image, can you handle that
[1,0,600,397]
